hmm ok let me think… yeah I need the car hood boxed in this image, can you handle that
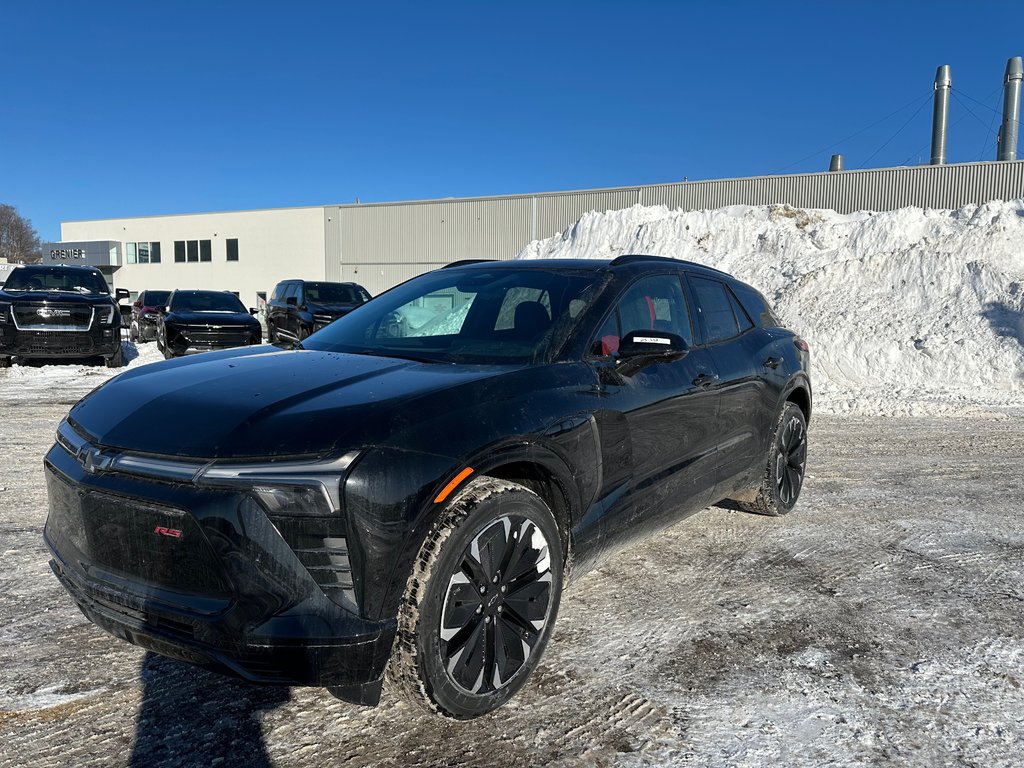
[166,311,258,326]
[68,347,518,459]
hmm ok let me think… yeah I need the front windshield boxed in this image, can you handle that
[143,290,171,306]
[3,267,110,295]
[305,283,369,305]
[170,291,246,313]
[303,266,602,364]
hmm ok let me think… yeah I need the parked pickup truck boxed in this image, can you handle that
[0,264,128,368]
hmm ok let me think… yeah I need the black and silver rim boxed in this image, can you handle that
[775,416,807,505]
[439,515,553,695]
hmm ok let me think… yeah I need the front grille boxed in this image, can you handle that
[45,467,232,596]
[270,516,356,609]
[11,331,97,355]
[13,304,92,331]
[180,326,252,346]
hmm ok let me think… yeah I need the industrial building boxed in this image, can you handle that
[50,159,1024,308]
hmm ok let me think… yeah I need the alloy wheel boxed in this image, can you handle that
[439,515,553,695]
[775,415,807,505]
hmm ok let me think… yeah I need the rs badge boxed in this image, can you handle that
[154,526,183,539]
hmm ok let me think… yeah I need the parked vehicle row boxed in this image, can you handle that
[43,255,812,719]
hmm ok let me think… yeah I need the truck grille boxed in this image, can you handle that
[13,304,92,331]
[11,331,97,355]
[181,326,252,347]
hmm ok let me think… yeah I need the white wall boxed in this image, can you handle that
[61,207,326,307]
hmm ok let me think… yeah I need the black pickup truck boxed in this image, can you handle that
[0,264,128,368]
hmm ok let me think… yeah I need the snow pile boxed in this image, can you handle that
[519,200,1024,415]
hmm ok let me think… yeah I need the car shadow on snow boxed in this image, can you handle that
[129,652,289,768]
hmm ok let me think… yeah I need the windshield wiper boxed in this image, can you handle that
[350,349,436,364]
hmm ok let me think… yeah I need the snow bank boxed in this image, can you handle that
[519,200,1024,416]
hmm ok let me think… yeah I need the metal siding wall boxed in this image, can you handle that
[328,161,1024,295]
[324,207,341,281]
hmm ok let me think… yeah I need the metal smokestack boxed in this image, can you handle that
[930,64,952,165]
[997,56,1023,161]
[828,154,844,172]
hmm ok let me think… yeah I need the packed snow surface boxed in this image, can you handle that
[519,200,1024,416]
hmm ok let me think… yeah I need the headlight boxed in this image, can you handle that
[0,303,10,324]
[96,305,116,324]
[194,451,361,513]
[142,311,159,321]
[312,313,334,326]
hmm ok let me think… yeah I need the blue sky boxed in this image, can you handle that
[3,1,1021,240]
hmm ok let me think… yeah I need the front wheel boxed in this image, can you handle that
[738,402,808,516]
[104,344,125,368]
[388,476,563,719]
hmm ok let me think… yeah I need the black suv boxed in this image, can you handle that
[44,256,810,718]
[157,290,262,359]
[266,279,370,344]
[0,264,128,368]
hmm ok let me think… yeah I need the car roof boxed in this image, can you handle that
[8,263,101,272]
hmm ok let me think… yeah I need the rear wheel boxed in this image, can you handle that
[388,476,563,719]
[737,402,808,516]
[0,356,10,369]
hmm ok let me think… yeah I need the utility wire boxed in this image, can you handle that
[953,91,995,132]
[772,91,933,174]
[857,92,934,169]
[979,86,1002,160]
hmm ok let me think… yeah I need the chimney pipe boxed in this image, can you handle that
[930,64,952,165]
[997,56,1023,161]
[828,154,844,172]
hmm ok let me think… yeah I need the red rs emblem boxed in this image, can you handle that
[154,526,183,539]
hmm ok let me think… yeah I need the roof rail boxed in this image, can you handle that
[608,254,683,267]
[441,259,496,269]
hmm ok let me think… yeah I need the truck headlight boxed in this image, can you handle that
[96,305,116,325]
[0,303,10,324]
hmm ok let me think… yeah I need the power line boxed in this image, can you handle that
[858,93,934,169]
[979,87,1002,161]
[772,91,933,174]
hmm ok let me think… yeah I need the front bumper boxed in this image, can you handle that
[164,325,260,355]
[42,441,395,689]
[0,325,120,359]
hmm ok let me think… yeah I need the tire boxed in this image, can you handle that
[738,402,808,516]
[388,476,564,719]
[162,345,176,360]
[104,344,125,368]
[267,321,277,344]
[0,356,10,369]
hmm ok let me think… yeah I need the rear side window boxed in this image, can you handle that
[690,276,743,343]
[270,282,284,302]
[733,283,780,327]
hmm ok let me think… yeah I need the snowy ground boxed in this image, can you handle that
[1,344,1023,766]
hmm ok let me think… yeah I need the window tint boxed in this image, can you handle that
[270,282,283,302]
[494,287,551,331]
[282,283,298,302]
[590,274,693,356]
[690,276,741,342]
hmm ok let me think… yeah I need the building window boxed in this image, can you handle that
[226,238,239,261]
[186,240,198,262]
[126,241,162,264]
[200,240,212,262]
[174,241,186,262]
[174,240,212,263]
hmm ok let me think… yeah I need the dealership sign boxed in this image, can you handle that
[50,248,87,260]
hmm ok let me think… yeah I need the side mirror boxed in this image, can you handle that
[249,307,258,315]
[616,330,688,375]
[285,296,297,306]
[115,288,131,301]
[162,305,170,314]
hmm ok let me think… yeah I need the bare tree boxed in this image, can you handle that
[0,204,42,263]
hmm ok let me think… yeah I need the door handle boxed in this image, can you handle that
[763,357,782,369]
[692,373,719,388]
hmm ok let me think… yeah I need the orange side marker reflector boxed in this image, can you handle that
[434,467,474,504]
